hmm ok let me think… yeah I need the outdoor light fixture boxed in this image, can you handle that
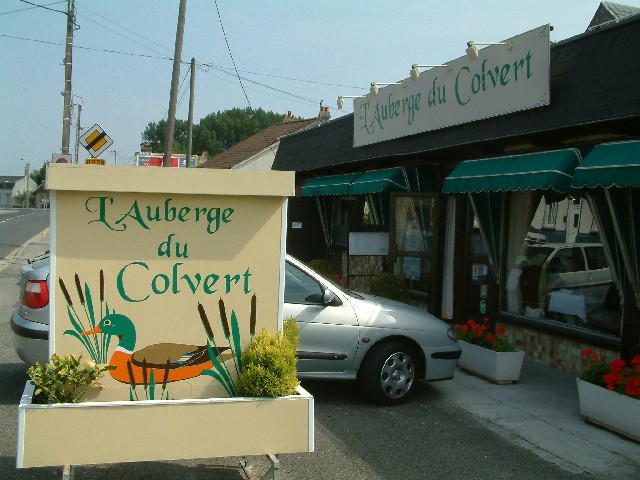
[465,40,512,60]
[337,95,360,109]
[369,82,404,96]
[410,64,451,81]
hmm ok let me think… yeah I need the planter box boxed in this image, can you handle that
[458,340,525,384]
[577,378,640,442]
[17,382,314,468]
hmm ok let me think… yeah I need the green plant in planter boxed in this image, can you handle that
[369,273,409,303]
[27,354,115,404]
[236,317,300,397]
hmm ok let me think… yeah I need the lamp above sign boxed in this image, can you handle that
[353,25,550,148]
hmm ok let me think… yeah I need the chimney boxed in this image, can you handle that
[319,106,331,121]
[284,111,296,121]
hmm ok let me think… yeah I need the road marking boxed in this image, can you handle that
[0,228,50,273]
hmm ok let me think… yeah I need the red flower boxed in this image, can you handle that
[610,359,626,373]
[460,325,469,333]
[631,355,640,367]
[581,349,593,357]
[485,333,494,343]
[625,376,640,397]
[592,353,600,360]
[496,325,506,336]
[467,319,475,326]
[604,371,624,390]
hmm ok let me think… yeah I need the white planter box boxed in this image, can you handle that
[577,378,640,442]
[458,340,525,384]
[17,382,314,468]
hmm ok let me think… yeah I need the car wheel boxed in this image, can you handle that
[359,340,416,405]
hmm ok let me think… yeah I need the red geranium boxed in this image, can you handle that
[580,350,640,399]
[453,317,515,352]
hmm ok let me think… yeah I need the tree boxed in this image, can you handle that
[30,163,47,187]
[141,107,285,157]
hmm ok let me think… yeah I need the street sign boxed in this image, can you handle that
[52,153,72,164]
[85,158,106,165]
[79,124,113,158]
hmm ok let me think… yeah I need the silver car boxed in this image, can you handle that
[12,254,460,405]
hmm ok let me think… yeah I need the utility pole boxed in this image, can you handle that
[113,150,118,165]
[74,101,82,164]
[186,57,195,168]
[62,0,74,155]
[163,0,187,167]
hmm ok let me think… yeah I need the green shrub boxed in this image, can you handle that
[236,317,300,397]
[369,273,410,303]
[308,259,335,277]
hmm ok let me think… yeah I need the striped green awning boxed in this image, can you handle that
[572,140,640,188]
[443,149,581,194]
[300,173,360,196]
[300,168,408,196]
[348,168,408,194]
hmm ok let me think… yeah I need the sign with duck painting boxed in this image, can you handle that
[47,164,294,402]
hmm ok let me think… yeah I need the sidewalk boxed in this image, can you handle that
[435,360,640,477]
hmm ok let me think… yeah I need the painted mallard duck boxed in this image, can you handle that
[80,313,230,385]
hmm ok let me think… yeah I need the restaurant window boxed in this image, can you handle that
[504,196,621,336]
[390,194,436,303]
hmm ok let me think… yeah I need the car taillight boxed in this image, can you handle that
[23,280,49,309]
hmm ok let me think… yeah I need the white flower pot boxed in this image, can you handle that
[576,378,640,442]
[458,340,525,384]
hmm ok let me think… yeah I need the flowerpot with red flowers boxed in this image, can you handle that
[577,350,640,442]
[453,318,525,384]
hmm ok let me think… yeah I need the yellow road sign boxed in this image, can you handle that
[85,158,106,165]
[79,124,113,157]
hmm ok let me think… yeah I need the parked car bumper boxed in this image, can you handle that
[423,342,462,381]
[10,311,48,365]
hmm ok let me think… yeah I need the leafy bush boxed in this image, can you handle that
[236,317,300,397]
[27,354,114,403]
[369,273,409,303]
[580,349,640,398]
[308,259,335,277]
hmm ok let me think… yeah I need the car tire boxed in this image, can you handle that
[359,340,417,405]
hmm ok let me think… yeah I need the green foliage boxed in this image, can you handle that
[27,354,114,404]
[369,273,410,303]
[141,107,285,156]
[236,317,300,398]
[30,162,47,186]
[308,259,335,277]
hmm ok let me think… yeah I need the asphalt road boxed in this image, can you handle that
[0,214,588,480]
[0,209,49,259]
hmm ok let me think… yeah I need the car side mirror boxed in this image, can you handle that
[322,288,336,305]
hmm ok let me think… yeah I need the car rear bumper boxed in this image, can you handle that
[10,311,49,365]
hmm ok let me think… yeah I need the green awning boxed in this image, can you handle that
[300,173,360,196]
[348,168,409,194]
[572,140,640,188]
[300,168,409,196]
[443,149,581,194]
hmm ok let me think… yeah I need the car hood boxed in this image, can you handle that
[347,292,449,333]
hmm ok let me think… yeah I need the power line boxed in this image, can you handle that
[0,0,65,15]
[16,0,66,15]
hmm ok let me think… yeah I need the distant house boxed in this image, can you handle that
[0,175,37,207]
[198,109,329,170]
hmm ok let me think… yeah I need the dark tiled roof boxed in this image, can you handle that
[273,15,640,173]
[198,118,318,169]
[0,175,23,184]
[588,2,640,28]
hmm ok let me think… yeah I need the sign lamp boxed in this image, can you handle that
[410,64,451,81]
[465,40,512,61]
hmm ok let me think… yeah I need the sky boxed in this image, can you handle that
[2,0,640,175]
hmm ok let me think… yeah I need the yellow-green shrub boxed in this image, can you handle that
[236,317,300,397]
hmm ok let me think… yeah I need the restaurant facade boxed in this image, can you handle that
[272,13,640,373]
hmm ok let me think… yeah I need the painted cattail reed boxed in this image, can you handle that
[162,359,171,391]
[99,270,104,302]
[142,359,148,389]
[219,298,230,338]
[126,360,136,390]
[250,294,257,336]
[59,278,73,306]
[74,273,85,305]
[198,303,214,340]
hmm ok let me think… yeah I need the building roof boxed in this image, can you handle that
[272,13,640,174]
[0,176,24,188]
[198,118,318,169]
[588,2,640,28]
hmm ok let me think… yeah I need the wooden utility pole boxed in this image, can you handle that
[62,0,74,156]
[186,57,195,168]
[163,0,187,167]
